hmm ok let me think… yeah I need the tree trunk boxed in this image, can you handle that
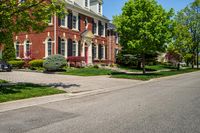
[142,54,146,74]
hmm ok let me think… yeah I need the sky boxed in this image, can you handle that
[103,0,194,20]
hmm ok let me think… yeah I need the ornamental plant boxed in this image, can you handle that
[43,54,67,71]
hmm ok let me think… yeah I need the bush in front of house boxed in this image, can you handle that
[67,56,85,67]
[43,54,67,71]
[8,60,25,69]
[29,59,44,70]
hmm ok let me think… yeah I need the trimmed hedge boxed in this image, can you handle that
[8,60,25,69]
[29,60,44,69]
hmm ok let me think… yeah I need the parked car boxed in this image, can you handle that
[0,60,12,72]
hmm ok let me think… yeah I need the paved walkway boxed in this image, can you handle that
[0,71,142,93]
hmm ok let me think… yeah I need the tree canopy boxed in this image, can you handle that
[113,0,174,74]
[0,0,66,44]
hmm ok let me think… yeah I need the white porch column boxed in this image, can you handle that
[81,42,85,57]
[88,43,92,64]
[65,40,68,58]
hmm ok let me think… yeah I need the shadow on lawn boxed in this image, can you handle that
[0,82,80,95]
[111,71,162,76]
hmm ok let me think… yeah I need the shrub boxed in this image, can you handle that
[93,64,99,69]
[8,60,25,69]
[29,60,44,69]
[67,56,85,67]
[43,54,67,71]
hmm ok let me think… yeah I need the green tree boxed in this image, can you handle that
[176,0,200,68]
[170,21,194,66]
[113,0,174,74]
[2,32,16,61]
[0,0,66,45]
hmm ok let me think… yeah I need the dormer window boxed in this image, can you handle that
[98,3,102,14]
[85,0,88,7]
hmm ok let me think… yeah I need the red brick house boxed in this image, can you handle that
[14,0,119,65]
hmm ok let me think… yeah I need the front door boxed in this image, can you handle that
[85,47,88,64]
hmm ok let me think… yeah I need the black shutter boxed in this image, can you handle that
[98,44,101,59]
[105,23,108,36]
[78,41,81,56]
[58,16,61,27]
[105,45,107,59]
[58,37,61,54]
[92,19,94,34]
[78,15,81,31]
[68,39,72,56]
[98,21,101,36]
[68,12,72,29]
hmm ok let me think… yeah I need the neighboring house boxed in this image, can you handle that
[14,0,119,65]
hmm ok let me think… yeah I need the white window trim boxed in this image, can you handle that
[59,38,68,58]
[24,40,31,58]
[45,37,54,58]
[14,41,21,59]
[84,0,90,9]
[48,16,53,26]
[94,19,98,36]
[60,15,68,28]
[101,22,105,37]
[72,11,79,31]
[97,2,103,15]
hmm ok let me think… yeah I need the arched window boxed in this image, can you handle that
[72,41,77,56]
[47,38,52,56]
[24,40,30,57]
[15,41,20,57]
[58,37,66,56]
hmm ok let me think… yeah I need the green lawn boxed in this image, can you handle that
[62,67,115,76]
[111,68,199,81]
[0,79,8,83]
[118,64,177,72]
[0,83,65,103]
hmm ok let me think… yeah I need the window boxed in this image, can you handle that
[92,44,96,60]
[72,16,77,29]
[61,16,67,27]
[101,24,104,36]
[98,3,102,14]
[58,38,66,56]
[98,44,104,59]
[47,39,52,56]
[15,42,20,57]
[93,22,97,34]
[25,40,30,57]
[85,0,88,7]
[72,41,77,56]
[19,0,25,3]
[48,16,52,25]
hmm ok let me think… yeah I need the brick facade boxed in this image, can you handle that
[13,0,119,65]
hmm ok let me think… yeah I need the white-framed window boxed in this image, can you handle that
[15,41,20,58]
[101,23,105,37]
[24,40,31,57]
[48,16,53,25]
[48,39,52,56]
[94,19,98,35]
[98,3,102,14]
[45,38,53,57]
[72,41,77,56]
[92,44,97,59]
[58,37,67,57]
[61,15,67,27]
[85,0,88,7]
[72,16,77,29]
[72,12,78,30]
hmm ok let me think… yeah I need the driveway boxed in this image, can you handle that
[0,71,142,93]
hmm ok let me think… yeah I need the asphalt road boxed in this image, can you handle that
[0,71,200,133]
